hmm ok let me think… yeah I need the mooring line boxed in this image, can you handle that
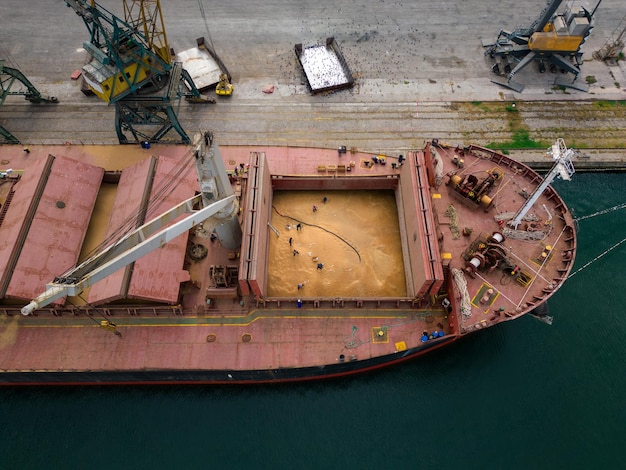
[574,202,626,221]
[569,236,626,278]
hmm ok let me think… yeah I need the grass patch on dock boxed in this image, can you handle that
[470,101,491,113]
[468,102,545,150]
[593,100,626,109]
[464,101,626,149]
[486,130,545,151]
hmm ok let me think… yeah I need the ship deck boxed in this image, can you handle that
[428,141,577,331]
[0,307,450,379]
[0,143,453,383]
[0,140,576,384]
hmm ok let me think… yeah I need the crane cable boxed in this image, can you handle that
[197,0,215,51]
[62,294,124,338]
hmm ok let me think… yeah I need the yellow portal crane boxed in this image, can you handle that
[65,0,211,143]
[122,0,171,65]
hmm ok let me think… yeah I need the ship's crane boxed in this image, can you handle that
[0,60,58,144]
[593,13,626,61]
[508,138,575,229]
[21,131,242,315]
[483,0,602,92]
[65,0,213,144]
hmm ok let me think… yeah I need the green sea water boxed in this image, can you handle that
[1,173,624,470]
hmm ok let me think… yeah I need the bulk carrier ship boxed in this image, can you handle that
[0,135,577,385]
[0,0,581,386]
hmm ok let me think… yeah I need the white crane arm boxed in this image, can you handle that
[21,194,235,315]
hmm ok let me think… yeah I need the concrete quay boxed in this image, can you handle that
[506,148,626,172]
[1,0,625,170]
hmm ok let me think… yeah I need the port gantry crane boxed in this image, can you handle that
[65,0,212,144]
[483,0,602,92]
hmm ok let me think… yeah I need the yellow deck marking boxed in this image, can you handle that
[395,341,407,351]
[372,326,389,343]
[471,282,500,308]
[21,308,445,329]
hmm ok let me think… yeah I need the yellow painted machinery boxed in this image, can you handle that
[483,0,602,92]
[65,0,212,144]
[215,73,234,96]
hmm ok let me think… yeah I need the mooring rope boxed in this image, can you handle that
[451,268,472,319]
[568,236,626,278]
[574,202,626,222]
[445,204,460,240]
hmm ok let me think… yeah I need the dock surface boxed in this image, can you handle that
[0,0,625,167]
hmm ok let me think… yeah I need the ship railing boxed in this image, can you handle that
[257,297,434,311]
[1,304,185,317]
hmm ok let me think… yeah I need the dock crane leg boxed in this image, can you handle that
[0,125,20,144]
[507,51,536,81]
[115,99,191,145]
[547,54,580,77]
[114,63,210,144]
[0,60,58,144]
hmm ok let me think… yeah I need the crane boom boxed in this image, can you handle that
[123,0,171,64]
[532,0,564,34]
[508,139,575,229]
[22,132,242,315]
[21,195,234,315]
